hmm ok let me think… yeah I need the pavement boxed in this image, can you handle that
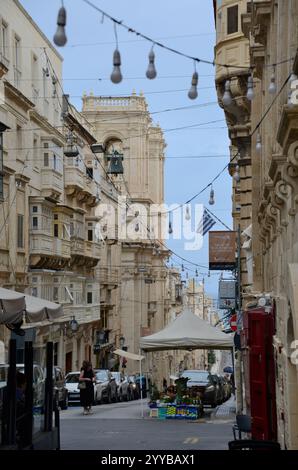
[59,397,236,450]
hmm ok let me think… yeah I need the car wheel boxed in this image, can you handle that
[61,394,68,410]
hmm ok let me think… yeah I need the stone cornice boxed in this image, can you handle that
[29,109,65,145]
[4,80,34,112]
[276,105,298,151]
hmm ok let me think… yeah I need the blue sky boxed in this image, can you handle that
[20,0,232,299]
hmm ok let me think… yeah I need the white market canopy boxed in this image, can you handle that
[0,287,63,325]
[113,349,144,361]
[140,308,233,351]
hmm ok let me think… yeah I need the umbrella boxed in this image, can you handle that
[223,366,233,373]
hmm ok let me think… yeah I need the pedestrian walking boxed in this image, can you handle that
[79,360,95,415]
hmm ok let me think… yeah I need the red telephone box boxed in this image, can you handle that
[242,307,277,441]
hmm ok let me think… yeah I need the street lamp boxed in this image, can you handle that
[69,316,79,332]
[119,336,125,349]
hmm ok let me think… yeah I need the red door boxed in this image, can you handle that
[245,307,277,441]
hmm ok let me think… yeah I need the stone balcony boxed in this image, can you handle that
[70,239,101,268]
[99,267,119,287]
[65,163,97,207]
[30,232,71,268]
[84,240,101,261]
[62,303,101,324]
[41,168,64,200]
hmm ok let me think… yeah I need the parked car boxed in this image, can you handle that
[127,375,139,400]
[94,369,117,404]
[111,372,131,401]
[0,363,45,410]
[65,371,81,405]
[52,366,68,410]
[180,370,218,407]
[210,374,224,405]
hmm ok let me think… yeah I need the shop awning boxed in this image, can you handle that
[112,349,145,361]
[0,287,63,324]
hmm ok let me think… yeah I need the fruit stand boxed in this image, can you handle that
[148,378,204,420]
[150,403,203,420]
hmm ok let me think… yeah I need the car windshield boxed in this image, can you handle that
[181,371,210,382]
[96,371,108,382]
[65,374,80,383]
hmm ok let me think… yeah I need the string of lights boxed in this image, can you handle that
[51,1,295,102]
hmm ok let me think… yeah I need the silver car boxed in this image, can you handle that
[94,369,117,404]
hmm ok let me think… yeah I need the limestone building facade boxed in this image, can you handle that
[0,0,101,372]
[214,0,298,449]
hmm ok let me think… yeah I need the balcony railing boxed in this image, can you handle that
[84,240,101,260]
[41,167,63,196]
[99,267,119,286]
[30,232,71,259]
[64,164,85,192]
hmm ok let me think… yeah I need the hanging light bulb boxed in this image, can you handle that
[168,220,173,234]
[256,131,262,154]
[195,269,198,277]
[233,165,240,183]
[268,68,276,94]
[246,74,254,101]
[208,270,210,277]
[209,186,215,205]
[181,264,185,272]
[146,47,157,79]
[188,71,198,100]
[185,205,191,221]
[111,49,123,84]
[53,5,67,47]
[222,79,233,106]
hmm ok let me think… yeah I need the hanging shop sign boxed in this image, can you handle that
[209,231,237,270]
[218,279,236,309]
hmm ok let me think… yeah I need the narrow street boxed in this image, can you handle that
[60,399,235,450]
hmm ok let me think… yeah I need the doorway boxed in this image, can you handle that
[65,351,72,373]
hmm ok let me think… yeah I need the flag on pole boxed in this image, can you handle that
[196,208,216,236]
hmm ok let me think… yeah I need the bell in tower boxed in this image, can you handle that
[107,150,124,176]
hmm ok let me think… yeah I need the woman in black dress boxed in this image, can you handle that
[79,361,95,415]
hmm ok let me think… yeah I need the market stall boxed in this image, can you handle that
[140,308,233,419]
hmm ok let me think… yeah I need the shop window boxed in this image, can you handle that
[227,5,238,34]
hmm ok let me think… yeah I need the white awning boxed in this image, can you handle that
[140,307,233,351]
[0,287,63,324]
[112,349,145,361]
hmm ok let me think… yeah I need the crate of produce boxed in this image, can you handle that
[166,405,176,419]
[157,406,167,419]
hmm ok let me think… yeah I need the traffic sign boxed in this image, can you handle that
[230,314,237,332]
